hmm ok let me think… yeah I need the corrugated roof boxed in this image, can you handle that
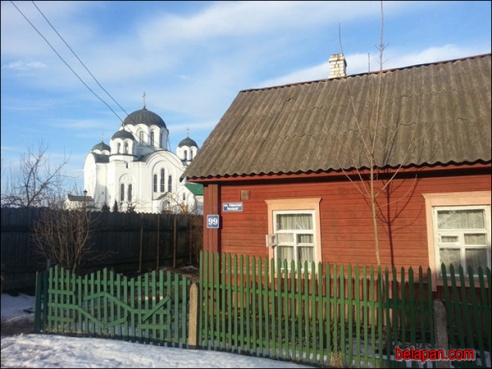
[183,54,491,180]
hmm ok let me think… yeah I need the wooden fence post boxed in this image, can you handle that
[156,213,160,270]
[188,282,199,349]
[173,216,177,268]
[434,299,450,369]
[138,214,143,273]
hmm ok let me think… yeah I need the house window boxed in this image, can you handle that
[423,191,491,285]
[265,198,322,268]
[274,210,315,265]
[128,184,132,202]
[153,174,157,193]
[120,184,124,202]
[433,206,490,272]
[160,169,165,192]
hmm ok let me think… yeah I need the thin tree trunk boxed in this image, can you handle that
[370,164,381,266]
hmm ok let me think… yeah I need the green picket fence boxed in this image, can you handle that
[441,264,491,368]
[35,266,191,347]
[32,255,490,368]
[199,252,491,368]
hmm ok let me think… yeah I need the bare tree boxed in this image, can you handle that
[1,141,70,208]
[32,201,108,273]
[162,191,200,215]
[339,2,424,267]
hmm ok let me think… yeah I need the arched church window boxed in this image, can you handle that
[168,175,173,192]
[160,169,165,192]
[124,143,129,154]
[139,131,144,142]
[117,143,121,154]
[160,134,163,147]
[153,174,157,192]
[150,132,154,146]
[183,149,188,161]
[128,184,132,202]
[120,184,124,201]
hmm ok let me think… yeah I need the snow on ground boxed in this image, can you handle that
[1,292,313,368]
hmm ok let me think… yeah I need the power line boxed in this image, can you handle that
[28,1,174,152]
[31,1,132,121]
[12,3,154,145]
[11,1,192,170]
[10,1,125,124]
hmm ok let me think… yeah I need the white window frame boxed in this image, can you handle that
[274,209,316,267]
[265,198,322,269]
[423,191,491,288]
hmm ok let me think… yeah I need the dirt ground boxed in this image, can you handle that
[1,318,34,337]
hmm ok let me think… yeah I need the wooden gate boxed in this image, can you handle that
[35,266,191,347]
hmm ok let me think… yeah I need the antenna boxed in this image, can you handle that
[338,23,344,54]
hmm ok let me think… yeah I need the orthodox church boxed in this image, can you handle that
[70,102,201,214]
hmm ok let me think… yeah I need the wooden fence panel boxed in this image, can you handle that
[441,264,491,368]
[1,208,202,291]
[35,265,191,347]
[32,251,491,368]
[199,251,491,368]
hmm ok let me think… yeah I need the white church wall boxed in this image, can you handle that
[76,107,200,214]
[96,163,108,206]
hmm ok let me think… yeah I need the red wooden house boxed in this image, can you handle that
[182,54,491,286]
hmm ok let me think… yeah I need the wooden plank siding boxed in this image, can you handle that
[202,165,490,271]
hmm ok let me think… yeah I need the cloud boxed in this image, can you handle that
[382,45,490,69]
[256,43,491,89]
[2,59,46,71]
[258,63,330,87]
[49,118,111,131]
[138,1,383,49]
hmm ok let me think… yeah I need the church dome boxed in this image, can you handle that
[111,130,135,140]
[178,136,198,148]
[91,141,110,152]
[122,107,167,128]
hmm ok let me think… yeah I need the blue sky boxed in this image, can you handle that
[1,1,491,194]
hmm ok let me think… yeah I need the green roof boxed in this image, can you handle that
[185,183,203,196]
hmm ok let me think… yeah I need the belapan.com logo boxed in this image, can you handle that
[395,346,476,363]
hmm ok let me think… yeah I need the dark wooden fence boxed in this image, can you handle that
[1,207,203,292]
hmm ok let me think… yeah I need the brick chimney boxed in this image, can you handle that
[328,53,347,79]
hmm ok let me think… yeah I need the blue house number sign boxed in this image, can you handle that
[207,214,220,229]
